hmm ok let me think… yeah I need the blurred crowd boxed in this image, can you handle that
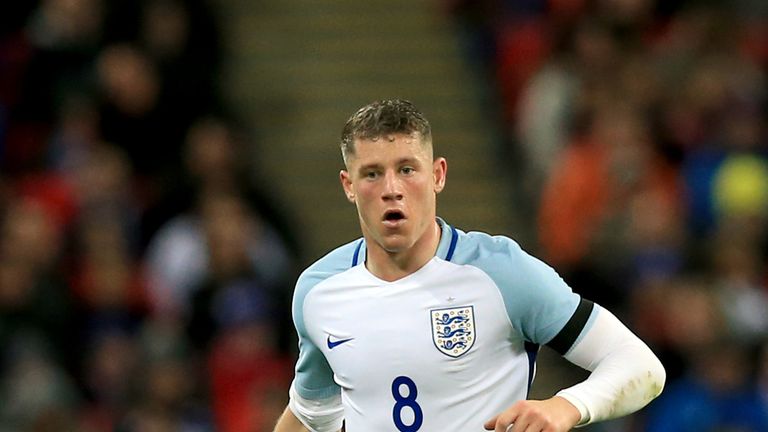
[0,1,299,431]
[3,0,768,431]
[448,0,768,430]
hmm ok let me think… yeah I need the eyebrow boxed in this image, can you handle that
[357,157,421,172]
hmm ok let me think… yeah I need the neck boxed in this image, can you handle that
[365,219,442,282]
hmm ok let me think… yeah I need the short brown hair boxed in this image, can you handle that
[340,99,432,163]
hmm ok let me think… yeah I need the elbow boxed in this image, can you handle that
[625,344,667,408]
[645,352,666,402]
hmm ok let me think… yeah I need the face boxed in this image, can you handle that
[340,133,446,255]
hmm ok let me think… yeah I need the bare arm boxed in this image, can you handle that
[274,406,345,432]
[274,406,311,432]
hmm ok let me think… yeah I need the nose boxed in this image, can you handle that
[381,171,403,201]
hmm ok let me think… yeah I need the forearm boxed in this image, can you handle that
[274,406,311,432]
[556,306,666,425]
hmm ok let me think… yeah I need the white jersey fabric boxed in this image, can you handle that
[290,218,594,432]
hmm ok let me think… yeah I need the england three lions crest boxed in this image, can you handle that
[430,306,475,358]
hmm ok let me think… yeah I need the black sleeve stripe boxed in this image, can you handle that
[546,299,595,355]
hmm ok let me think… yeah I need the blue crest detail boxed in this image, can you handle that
[430,306,475,358]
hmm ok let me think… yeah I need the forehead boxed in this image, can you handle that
[348,133,432,165]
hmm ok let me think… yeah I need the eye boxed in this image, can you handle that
[364,170,379,180]
[401,166,415,175]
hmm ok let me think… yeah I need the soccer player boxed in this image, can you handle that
[273,100,666,432]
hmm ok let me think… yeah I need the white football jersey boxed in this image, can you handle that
[291,218,590,431]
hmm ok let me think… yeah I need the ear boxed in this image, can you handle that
[433,157,447,194]
[340,170,355,203]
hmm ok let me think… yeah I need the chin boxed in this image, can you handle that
[378,236,412,254]
[379,240,405,253]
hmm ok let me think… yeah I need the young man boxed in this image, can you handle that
[274,100,665,432]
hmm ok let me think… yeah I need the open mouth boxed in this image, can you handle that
[383,210,406,223]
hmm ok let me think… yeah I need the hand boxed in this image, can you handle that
[483,396,582,432]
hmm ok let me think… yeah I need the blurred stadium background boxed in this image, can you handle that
[0,0,767,430]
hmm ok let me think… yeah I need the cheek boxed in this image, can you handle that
[353,187,378,213]
[410,180,433,198]
[354,184,376,202]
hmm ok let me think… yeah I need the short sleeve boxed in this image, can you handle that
[291,269,341,400]
[461,233,580,344]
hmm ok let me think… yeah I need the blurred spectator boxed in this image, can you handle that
[65,147,151,430]
[0,1,292,430]
[457,7,768,429]
[80,329,140,430]
[679,60,767,236]
[15,0,104,125]
[631,275,724,380]
[0,197,79,430]
[139,0,222,129]
[0,339,81,431]
[47,92,102,178]
[0,198,76,371]
[70,144,142,253]
[93,0,223,238]
[26,0,104,51]
[537,101,682,307]
[710,225,768,344]
[95,44,166,176]
[645,339,768,432]
[113,326,214,432]
[144,118,295,327]
[142,116,300,252]
[186,191,283,347]
[146,188,291,321]
[204,280,292,432]
[182,190,293,431]
[514,44,577,194]
[70,214,148,339]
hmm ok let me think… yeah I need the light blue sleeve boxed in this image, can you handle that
[292,241,360,400]
[455,231,580,345]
